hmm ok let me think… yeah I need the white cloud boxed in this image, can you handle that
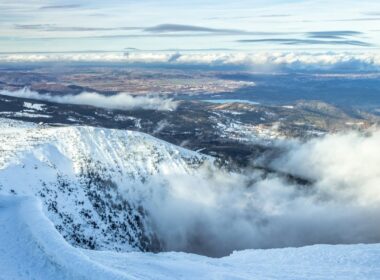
[1,51,380,71]
[138,129,380,257]
[272,129,380,206]
[0,88,178,111]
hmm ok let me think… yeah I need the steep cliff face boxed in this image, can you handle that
[0,118,207,252]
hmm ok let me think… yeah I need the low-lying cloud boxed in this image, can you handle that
[2,52,380,72]
[0,88,178,111]
[140,129,380,257]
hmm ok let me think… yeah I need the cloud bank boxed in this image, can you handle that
[139,130,380,257]
[1,52,380,72]
[0,88,178,111]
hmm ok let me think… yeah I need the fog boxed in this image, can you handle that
[143,129,380,257]
[0,88,178,111]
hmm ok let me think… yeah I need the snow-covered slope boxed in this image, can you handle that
[0,118,206,252]
[0,195,129,280]
[1,194,380,280]
[1,118,380,280]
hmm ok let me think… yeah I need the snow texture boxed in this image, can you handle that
[0,195,380,280]
[0,118,205,252]
[1,118,380,279]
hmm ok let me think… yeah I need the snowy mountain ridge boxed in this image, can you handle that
[1,118,380,279]
[0,118,207,252]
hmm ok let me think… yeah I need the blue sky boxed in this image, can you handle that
[1,0,380,53]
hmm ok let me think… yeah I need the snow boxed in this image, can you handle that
[23,102,45,111]
[85,244,380,280]
[0,195,128,280]
[282,105,294,109]
[1,195,380,280]
[0,117,207,252]
[0,111,52,118]
[213,117,283,143]
[1,117,380,279]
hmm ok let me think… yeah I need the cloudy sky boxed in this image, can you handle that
[1,0,380,53]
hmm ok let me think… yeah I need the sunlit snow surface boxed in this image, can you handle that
[0,118,206,253]
[1,195,380,280]
[1,118,380,279]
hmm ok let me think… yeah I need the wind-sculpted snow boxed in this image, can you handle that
[0,195,129,280]
[1,195,380,280]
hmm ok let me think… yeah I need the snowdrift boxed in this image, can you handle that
[1,195,380,280]
[0,195,129,280]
